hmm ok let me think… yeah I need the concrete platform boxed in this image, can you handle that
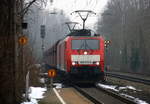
[39,87,93,104]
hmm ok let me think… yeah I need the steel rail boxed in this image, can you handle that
[73,86,104,104]
[74,85,137,104]
[106,72,150,85]
[95,85,137,104]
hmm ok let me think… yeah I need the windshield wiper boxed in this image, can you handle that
[78,40,85,49]
[85,40,93,49]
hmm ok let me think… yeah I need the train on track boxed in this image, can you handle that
[43,10,106,83]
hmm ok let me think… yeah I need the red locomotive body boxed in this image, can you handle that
[44,35,105,83]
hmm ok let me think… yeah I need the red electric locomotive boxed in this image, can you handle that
[44,10,106,83]
[44,29,105,83]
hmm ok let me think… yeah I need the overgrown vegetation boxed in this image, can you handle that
[0,0,46,104]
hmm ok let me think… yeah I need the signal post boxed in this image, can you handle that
[48,69,56,90]
[18,35,28,101]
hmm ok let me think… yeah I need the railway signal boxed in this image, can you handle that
[48,69,56,89]
[105,40,111,47]
[18,36,28,45]
[40,25,46,61]
[48,69,56,78]
[40,25,46,39]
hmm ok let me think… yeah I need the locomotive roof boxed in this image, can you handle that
[67,29,101,37]
[68,35,102,39]
[67,29,91,36]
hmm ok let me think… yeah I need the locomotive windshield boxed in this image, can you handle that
[72,39,99,50]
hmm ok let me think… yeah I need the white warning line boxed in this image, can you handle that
[53,88,66,104]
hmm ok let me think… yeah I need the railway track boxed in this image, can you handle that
[73,84,137,104]
[74,85,103,104]
[106,72,150,85]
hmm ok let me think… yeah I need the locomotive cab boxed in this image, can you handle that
[44,10,106,83]
[65,36,105,83]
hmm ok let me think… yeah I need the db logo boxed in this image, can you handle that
[48,69,56,78]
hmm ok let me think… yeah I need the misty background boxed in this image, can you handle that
[25,0,150,74]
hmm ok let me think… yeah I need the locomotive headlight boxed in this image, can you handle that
[84,51,88,55]
[96,62,100,65]
[72,62,76,65]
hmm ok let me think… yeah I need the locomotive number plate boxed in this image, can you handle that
[79,61,93,64]
[71,55,100,62]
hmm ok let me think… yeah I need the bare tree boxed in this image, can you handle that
[97,0,150,75]
[0,0,48,104]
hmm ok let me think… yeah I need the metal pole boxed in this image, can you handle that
[50,78,53,89]
[71,10,96,30]
[83,19,86,29]
[25,71,30,101]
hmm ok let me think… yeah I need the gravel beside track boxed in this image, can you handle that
[106,72,150,85]
[74,85,137,104]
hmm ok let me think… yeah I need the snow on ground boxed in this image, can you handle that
[98,83,148,104]
[29,87,46,99]
[21,83,63,104]
[21,87,47,104]
[39,78,45,83]
[98,83,119,92]
[119,86,141,91]
[53,83,63,89]
[119,86,134,90]
[98,83,141,92]
[120,93,148,104]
